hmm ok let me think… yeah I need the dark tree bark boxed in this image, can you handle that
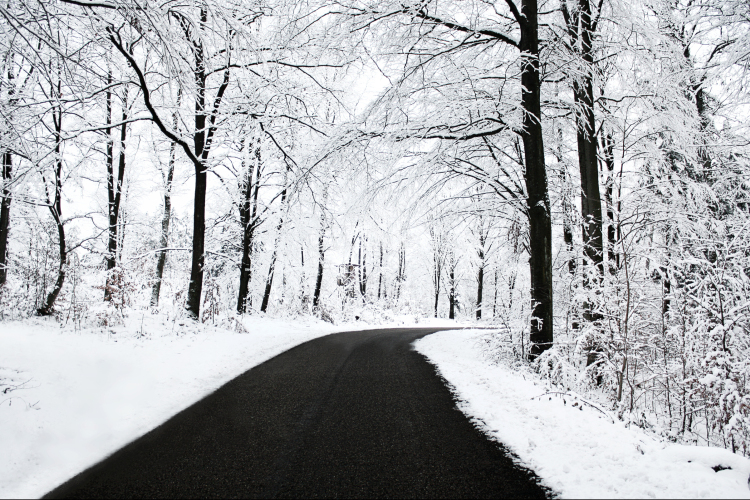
[0,150,11,288]
[104,70,114,271]
[520,0,554,358]
[108,10,231,321]
[430,227,443,318]
[563,0,604,280]
[476,225,486,320]
[300,247,308,308]
[554,117,577,274]
[492,267,499,318]
[344,229,358,299]
[0,61,16,289]
[105,85,128,301]
[377,241,383,300]
[563,170,576,274]
[260,175,287,313]
[237,137,261,313]
[476,260,484,320]
[693,74,713,181]
[185,17,210,320]
[358,237,367,300]
[564,0,605,350]
[38,97,66,316]
[151,89,181,308]
[448,259,457,320]
[312,210,326,309]
[260,235,278,313]
[602,131,618,272]
[395,242,405,301]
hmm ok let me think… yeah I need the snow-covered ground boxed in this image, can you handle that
[0,314,354,499]
[0,312,460,499]
[415,329,750,499]
[8,319,741,499]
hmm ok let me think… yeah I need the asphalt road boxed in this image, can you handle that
[45,327,550,499]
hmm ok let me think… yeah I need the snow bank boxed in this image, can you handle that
[0,314,344,499]
[414,329,750,499]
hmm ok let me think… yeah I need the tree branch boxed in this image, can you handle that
[107,27,201,170]
[410,7,519,48]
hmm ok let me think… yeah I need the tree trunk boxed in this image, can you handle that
[493,267,498,318]
[185,25,208,320]
[565,0,604,329]
[151,89,181,307]
[0,150,11,288]
[521,0,553,358]
[432,248,441,319]
[38,101,66,316]
[574,76,604,277]
[300,247,307,308]
[395,242,405,301]
[150,172,172,307]
[0,59,17,289]
[564,0,604,275]
[556,121,576,274]
[430,224,444,318]
[186,169,207,319]
[312,212,325,309]
[377,241,383,300]
[261,163,290,314]
[184,11,231,320]
[104,71,115,294]
[358,237,367,300]
[39,206,66,316]
[261,202,285,313]
[449,266,456,320]
[260,242,278,313]
[476,231,485,319]
[553,85,576,275]
[106,85,128,301]
[237,136,261,313]
[476,262,484,320]
[694,80,712,180]
[602,131,618,271]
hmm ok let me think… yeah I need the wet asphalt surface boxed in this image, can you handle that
[44,327,551,499]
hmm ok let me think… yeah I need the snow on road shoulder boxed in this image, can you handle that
[0,314,342,499]
[414,329,750,499]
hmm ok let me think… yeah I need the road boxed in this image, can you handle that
[45,327,550,499]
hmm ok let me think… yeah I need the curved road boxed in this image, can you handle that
[45,327,550,499]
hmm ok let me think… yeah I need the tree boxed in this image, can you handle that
[0,7,42,290]
[104,69,131,301]
[560,0,606,282]
[447,247,459,320]
[341,0,554,355]
[236,123,264,314]
[429,219,447,318]
[312,187,328,311]
[471,208,493,320]
[37,69,67,316]
[150,88,182,307]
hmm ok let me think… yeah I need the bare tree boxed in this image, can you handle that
[150,88,182,307]
[237,128,263,314]
[341,0,554,355]
[429,220,448,318]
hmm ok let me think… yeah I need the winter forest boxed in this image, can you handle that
[1,0,750,462]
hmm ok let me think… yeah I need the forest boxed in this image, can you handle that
[0,0,749,457]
